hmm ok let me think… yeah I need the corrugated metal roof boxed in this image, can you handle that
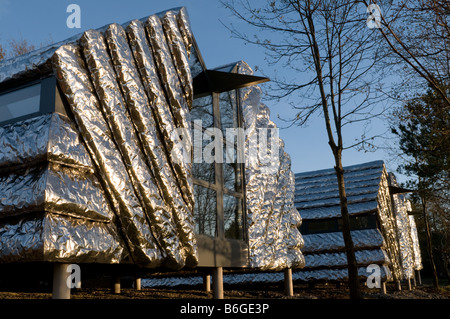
[294,160,385,220]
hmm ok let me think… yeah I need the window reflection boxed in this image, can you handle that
[0,84,41,124]
[224,194,244,240]
[194,185,217,237]
[190,94,213,128]
[192,128,215,183]
[219,90,238,131]
[223,147,242,192]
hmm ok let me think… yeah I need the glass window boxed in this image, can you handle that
[194,185,217,237]
[0,84,41,123]
[219,90,238,131]
[191,89,246,242]
[223,147,242,192]
[190,94,213,128]
[224,194,244,240]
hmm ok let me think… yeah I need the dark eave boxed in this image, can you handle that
[193,69,269,98]
[389,185,415,194]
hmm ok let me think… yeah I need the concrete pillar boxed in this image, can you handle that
[395,280,402,291]
[52,263,71,300]
[212,267,223,299]
[112,276,121,294]
[381,281,387,294]
[284,268,294,297]
[135,278,141,290]
[416,270,422,285]
[203,273,211,292]
[407,278,412,291]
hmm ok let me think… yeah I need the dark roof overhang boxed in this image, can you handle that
[193,69,269,98]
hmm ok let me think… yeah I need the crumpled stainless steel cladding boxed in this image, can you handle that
[52,44,162,267]
[238,61,305,271]
[0,114,124,263]
[145,15,192,140]
[376,169,403,281]
[105,23,198,268]
[0,212,123,263]
[125,20,195,213]
[0,113,93,174]
[409,215,423,270]
[392,193,415,279]
[162,11,193,110]
[0,163,113,222]
[175,7,194,60]
[81,29,186,269]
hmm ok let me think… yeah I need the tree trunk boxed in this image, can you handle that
[334,155,362,299]
[422,197,439,289]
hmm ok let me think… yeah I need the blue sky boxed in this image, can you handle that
[0,0,404,180]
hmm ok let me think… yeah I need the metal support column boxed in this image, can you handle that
[203,273,211,292]
[52,263,71,300]
[284,268,293,297]
[212,267,223,299]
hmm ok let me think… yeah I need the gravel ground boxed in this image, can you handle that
[0,282,448,299]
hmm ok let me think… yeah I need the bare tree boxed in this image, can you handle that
[8,38,35,57]
[223,0,390,299]
[0,35,51,61]
[363,0,450,106]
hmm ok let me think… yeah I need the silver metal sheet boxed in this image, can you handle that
[301,229,385,253]
[82,28,185,269]
[303,249,388,269]
[145,15,192,137]
[0,212,123,263]
[0,113,93,173]
[0,163,113,222]
[162,11,193,109]
[294,160,404,282]
[145,15,195,210]
[126,19,194,212]
[389,174,415,279]
[409,214,423,270]
[292,266,392,282]
[42,213,123,263]
[299,200,379,220]
[105,22,198,268]
[52,44,162,267]
[141,264,393,287]
[175,7,193,59]
[238,61,304,271]
[376,169,403,281]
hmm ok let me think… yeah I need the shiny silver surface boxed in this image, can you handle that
[162,11,193,109]
[126,19,194,212]
[237,61,305,271]
[301,229,385,254]
[0,163,112,222]
[145,14,195,211]
[388,174,415,279]
[0,212,124,263]
[409,214,423,270]
[105,22,197,268]
[141,264,392,287]
[294,161,407,282]
[52,44,162,267]
[0,113,93,172]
